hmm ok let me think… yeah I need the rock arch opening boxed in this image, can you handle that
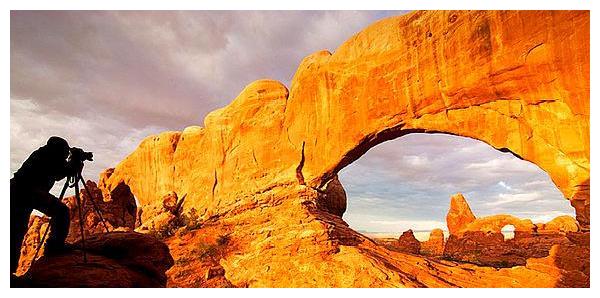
[336,133,575,238]
[502,225,516,240]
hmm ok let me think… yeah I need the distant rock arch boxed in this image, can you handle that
[501,225,516,240]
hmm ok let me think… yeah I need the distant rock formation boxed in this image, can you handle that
[457,215,534,236]
[14,232,174,287]
[442,193,587,278]
[420,229,445,256]
[538,215,580,233]
[395,230,421,254]
[82,11,589,287]
[446,194,476,234]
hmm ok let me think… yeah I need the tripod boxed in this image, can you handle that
[31,169,109,264]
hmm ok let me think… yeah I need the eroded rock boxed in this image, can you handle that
[446,193,476,235]
[93,11,589,287]
[421,228,445,256]
[16,216,49,276]
[394,230,421,254]
[442,194,583,270]
[63,180,137,243]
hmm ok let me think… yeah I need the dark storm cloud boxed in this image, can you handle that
[10,10,405,178]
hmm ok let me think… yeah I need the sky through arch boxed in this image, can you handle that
[339,134,574,235]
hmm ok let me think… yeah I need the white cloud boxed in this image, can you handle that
[497,181,513,191]
[523,180,548,187]
[402,155,429,167]
[485,192,543,207]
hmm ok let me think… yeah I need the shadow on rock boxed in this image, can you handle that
[13,231,174,288]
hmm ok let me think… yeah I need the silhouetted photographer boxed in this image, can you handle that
[10,136,93,275]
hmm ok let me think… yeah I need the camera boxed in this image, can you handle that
[69,147,94,163]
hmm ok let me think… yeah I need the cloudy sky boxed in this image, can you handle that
[10,11,574,232]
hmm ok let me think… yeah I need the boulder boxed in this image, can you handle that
[17,181,138,275]
[15,232,174,287]
[135,191,186,235]
[317,175,347,217]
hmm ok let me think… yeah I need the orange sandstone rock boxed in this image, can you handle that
[446,193,476,235]
[421,228,445,256]
[442,194,583,272]
[104,11,589,227]
[16,215,49,276]
[62,180,137,243]
[542,215,580,233]
[97,11,589,287]
[395,230,421,254]
[447,193,535,236]
[459,215,534,235]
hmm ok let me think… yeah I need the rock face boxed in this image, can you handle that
[421,229,445,256]
[446,193,476,234]
[16,232,174,287]
[96,11,588,287]
[522,232,590,287]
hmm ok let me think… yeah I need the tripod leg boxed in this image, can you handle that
[74,176,87,263]
[58,177,70,201]
[79,175,110,233]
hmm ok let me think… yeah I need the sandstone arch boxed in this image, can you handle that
[460,216,533,235]
[102,10,589,231]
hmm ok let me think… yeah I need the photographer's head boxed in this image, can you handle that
[46,136,70,159]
